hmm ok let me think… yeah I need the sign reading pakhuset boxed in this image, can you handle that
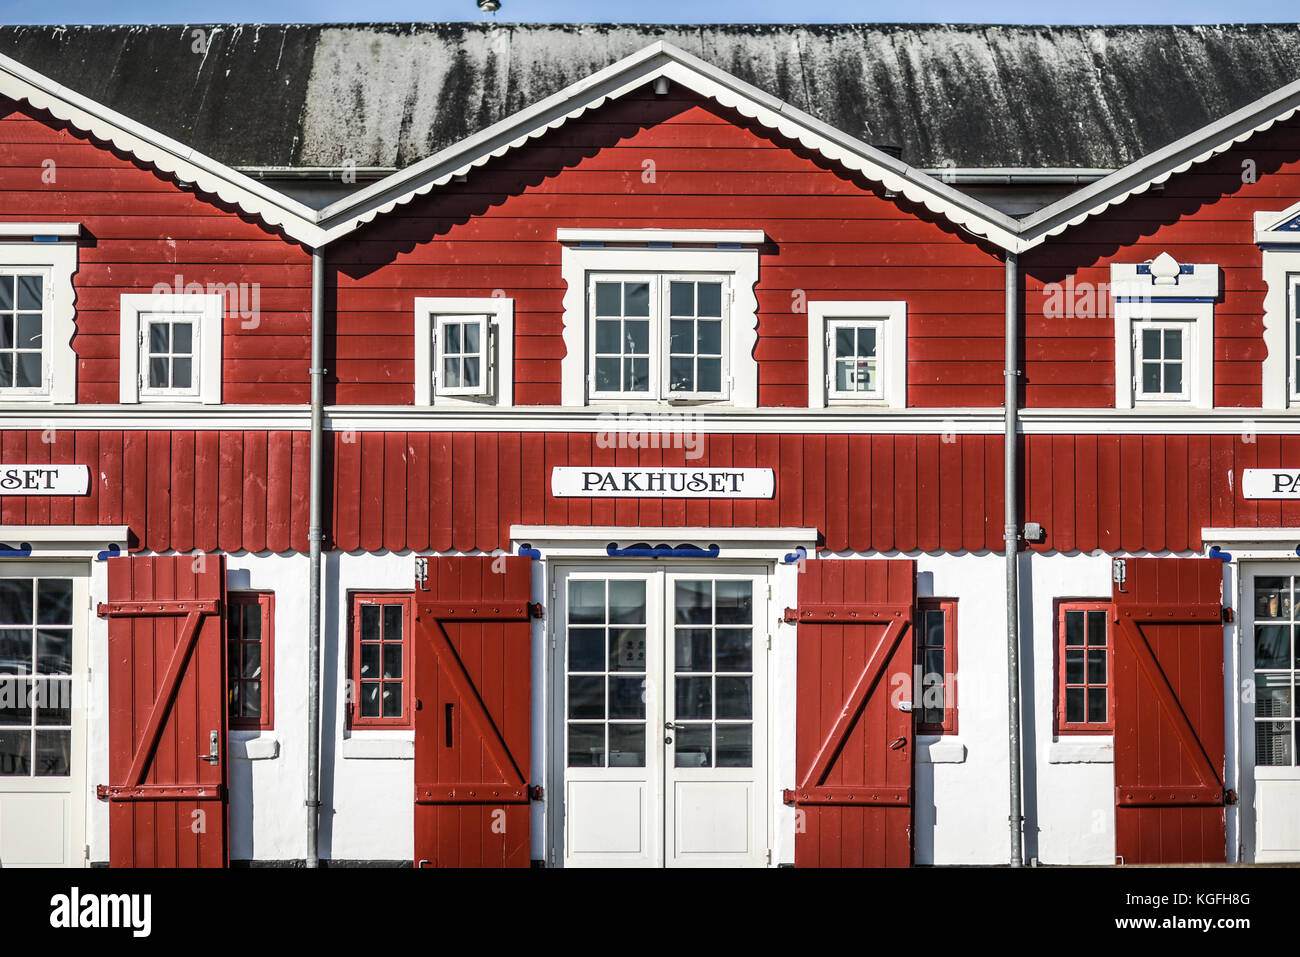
[1242,468,1300,499]
[551,467,775,499]
[0,464,89,495]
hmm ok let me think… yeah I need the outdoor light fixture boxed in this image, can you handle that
[478,0,501,11]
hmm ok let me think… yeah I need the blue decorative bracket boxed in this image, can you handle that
[782,545,807,565]
[605,543,719,559]
[1208,545,1232,563]
[517,544,541,559]
[96,543,122,562]
[0,542,32,557]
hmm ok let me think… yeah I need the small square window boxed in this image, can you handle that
[120,293,222,404]
[142,318,197,396]
[827,319,883,400]
[434,314,490,397]
[1056,602,1113,734]
[349,593,413,729]
[1134,322,1189,402]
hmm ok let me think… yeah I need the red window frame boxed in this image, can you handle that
[1055,601,1114,734]
[349,593,414,729]
[916,597,957,735]
[227,591,274,731]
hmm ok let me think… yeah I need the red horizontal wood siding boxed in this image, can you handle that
[328,88,1007,409]
[0,429,309,552]
[0,99,312,403]
[1021,116,1300,409]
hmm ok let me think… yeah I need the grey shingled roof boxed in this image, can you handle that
[1,22,1298,171]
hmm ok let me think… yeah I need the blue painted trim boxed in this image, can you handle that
[517,545,541,559]
[1208,546,1233,563]
[578,241,604,248]
[605,543,719,558]
[648,242,673,249]
[715,242,742,249]
[0,542,32,557]
[32,235,60,244]
[782,545,807,565]
[1114,296,1216,303]
[1136,263,1195,275]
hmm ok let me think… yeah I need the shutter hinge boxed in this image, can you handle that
[84,844,90,862]
[414,556,428,587]
[766,848,772,866]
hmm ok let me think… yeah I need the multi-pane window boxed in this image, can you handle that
[827,319,883,400]
[1056,603,1112,733]
[589,274,728,400]
[227,592,273,731]
[672,579,753,768]
[566,578,648,768]
[0,578,73,777]
[916,598,957,734]
[434,314,489,396]
[142,317,196,395]
[0,273,45,392]
[1291,279,1300,401]
[1134,323,1188,401]
[1253,576,1299,766]
[350,594,412,728]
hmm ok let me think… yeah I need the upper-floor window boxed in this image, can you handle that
[589,274,729,401]
[807,300,907,408]
[119,292,223,404]
[1133,321,1190,402]
[0,229,79,404]
[558,230,762,408]
[414,297,513,406]
[1291,278,1300,404]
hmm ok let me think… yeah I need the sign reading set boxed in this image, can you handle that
[552,467,775,499]
[1242,468,1300,499]
[0,464,90,495]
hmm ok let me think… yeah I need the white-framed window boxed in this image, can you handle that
[1133,320,1190,402]
[1254,208,1300,408]
[119,293,223,404]
[558,230,762,408]
[588,273,729,401]
[0,230,79,404]
[413,297,513,406]
[1291,277,1300,403]
[1110,256,1217,410]
[807,300,906,408]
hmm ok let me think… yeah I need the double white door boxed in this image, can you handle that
[556,565,769,867]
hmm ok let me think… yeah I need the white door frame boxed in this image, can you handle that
[547,559,773,867]
[0,559,89,867]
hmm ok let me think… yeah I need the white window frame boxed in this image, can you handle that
[807,300,906,408]
[434,313,490,397]
[558,230,762,408]
[119,293,223,404]
[1253,209,1300,408]
[1291,277,1300,404]
[1132,319,1192,403]
[413,297,513,407]
[138,313,201,400]
[0,234,79,404]
[1110,259,1217,410]
[587,273,731,402]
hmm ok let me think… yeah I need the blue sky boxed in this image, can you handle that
[0,0,1295,25]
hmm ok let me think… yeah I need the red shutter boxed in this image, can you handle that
[413,556,537,868]
[784,559,915,867]
[97,555,228,867]
[1113,557,1228,864]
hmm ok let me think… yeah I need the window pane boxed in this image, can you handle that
[1256,673,1291,718]
[624,282,650,317]
[675,676,712,719]
[670,318,692,354]
[1254,578,1288,619]
[36,580,71,626]
[626,357,649,392]
[675,629,711,672]
[594,357,619,391]
[0,581,33,625]
[16,353,41,389]
[669,356,693,392]
[0,315,11,348]
[697,319,722,355]
[609,628,646,671]
[568,723,604,767]
[675,581,712,624]
[835,360,851,392]
[359,681,381,717]
[1256,720,1291,766]
[33,679,70,725]
[242,682,260,720]
[567,628,604,672]
[1142,328,1160,355]
[924,648,945,679]
[383,604,403,639]
[1086,648,1107,684]
[149,357,168,389]
[835,328,854,358]
[858,327,877,357]
[594,282,621,317]
[381,682,403,717]
[715,581,752,624]
[443,357,460,388]
[1165,362,1182,394]
[0,354,11,388]
[443,322,460,354]
[608,723,645,767]
[1164,329,1182,359]
[925,608,945,646]
[359,604,380,640]
[595,319,619,354]
[1065,686,1084,723]
[1142,362,1161,393]
[1065,649,1084,684]
[149,323,169,352]
[36,630,71,675]
[715,629,752,671]
[240,602,262,641]
[464,322,480,354]
[0,277,12,310]
[716,724,751,767]
[172,322,193,353]
[0,729,29,776]
[568,580,605,624]
[608,676,645,719]
[1087,610,1107,647]
[16,276,42,311]
[172,358,192,390]
[0,679,32,725]
[382,643,401,680]
[1086,689,1107,723]
[697,357,722,393]
[697,282,722,318]
[568,676,604,719]
[674,724,711,767]
[625,320,649,355]
[670,281,693,316]
[463,357,480,388]
[0,630,30,674]
[608,580,646,624]
[17,314,41,349]
[716,676,752,718]
[360,643,379,678]
[1256,626,1289,669]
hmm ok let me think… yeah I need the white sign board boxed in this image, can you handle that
[0,465,89,495]
[1242,469,1300,499]
[551,467,775,499]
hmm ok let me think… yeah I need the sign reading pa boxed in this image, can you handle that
[552,467,775,499]
[0,464,90,495]
[1241,469,1300,499]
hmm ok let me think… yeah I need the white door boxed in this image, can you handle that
[0,563,88,867]
[557,565,769,868]
[1243,565,1300,862]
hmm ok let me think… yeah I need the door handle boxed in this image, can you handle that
[888,736,907,751]
[199,730,218,765]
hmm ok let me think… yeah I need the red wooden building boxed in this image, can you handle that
[0,23,1296,868]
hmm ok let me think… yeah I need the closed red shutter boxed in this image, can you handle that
[784,559,915,867]
[1113,557,1228,864]
[98,555,228,867]
[413,556,536,867]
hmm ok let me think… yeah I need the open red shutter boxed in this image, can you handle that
[784,559,915,867]
[414,556,536,867]
[1113,557,1228,864]
[98,555,228,867]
